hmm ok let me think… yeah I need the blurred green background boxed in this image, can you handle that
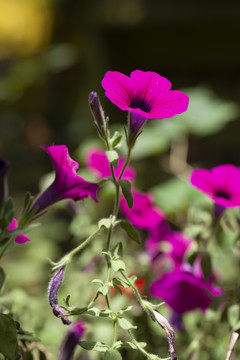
[1,1,240,358]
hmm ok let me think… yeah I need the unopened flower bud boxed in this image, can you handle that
[89,91,108,138]
[0,158,9,208]
[48,266,71,325]
[58,321,85,360]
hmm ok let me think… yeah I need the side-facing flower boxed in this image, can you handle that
[58,321,85,360]
[7,218,30,244]
[0,158,9,208]
[120,189,165,230]
[30,145,98,215]
[190,164,240,208]
[86,147,136,181]
[102,70,189,146]
[146,223,191,268]
[48,266,71,325]
[150,267,222,315]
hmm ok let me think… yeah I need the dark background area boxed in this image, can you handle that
[0,0,240,195]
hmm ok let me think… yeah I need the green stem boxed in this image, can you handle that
[113,318,118,346]
[118,147,132,181]
[128,330,155,359]
[120,271,143,306]
[0,237,15,261]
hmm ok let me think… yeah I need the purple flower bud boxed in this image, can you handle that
[30,145,98,215]
[58,322,85,360]
[0,158,9,208]
[48,266,71,325]
[89,91,108,138]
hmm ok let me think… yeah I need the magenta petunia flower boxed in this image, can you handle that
[30,145,98,214]
[190,164,240,208]
[102,70,189,145]
[86,147,136,181]
[120,189,165,230]
[150,268,222,314]
[58,321,85,360]
[146,223,191,268]
[7,218,30,244]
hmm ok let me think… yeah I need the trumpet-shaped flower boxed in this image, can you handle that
[146,223,191,268]
[86,147,135,181]
[7,218,30,244]
[58,321,85,360]
[190,164,240,208]
[30,145,98,214]
[102,70,189,145]
[150,268,221,314]
[120,189,165,230]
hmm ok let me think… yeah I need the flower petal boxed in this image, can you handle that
[101,71,135,110]
[148,90,189,119]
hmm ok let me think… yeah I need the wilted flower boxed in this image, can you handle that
[190,164,240,208]
[150,267,222,314]
[0,158,9,207]
[30,145,98,215]
[120,189,165,230]
[102,70,189,146]
[86,147,135,181]
[58,321,85,360]
[48,266,71,325]
[6,218,30,244]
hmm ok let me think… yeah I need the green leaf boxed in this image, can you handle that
[106,150,119,169]
[228,304,239,328]
[0,267,6,293]
[200,251,212,281]
[119,221,140,244]
[112,277,129,289]
[98,283,111,296]
[112,260,126,272]
[119,180,133,209]
[118,317,137,330]
[110,131,122,149]
[112,242,123,257]
[104,349,122,360]
[92,279,104,285]
[79,340,109,352]
[98,218,112,229]
[0,314,17,360]
[87,307,100,316]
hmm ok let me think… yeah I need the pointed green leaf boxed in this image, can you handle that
[112,260,126,272]
[112,242,123,257]
[98,218,112,229]
[119,180,133,208]
[201,251,212,281]
[0,267,6,292]
[106,150,119,169]
[104,349,122,360]
[79,341,109,352]
[118,317,137,330]
[119,221,140,244]
[0,314,17,360]
[110,132,122,149]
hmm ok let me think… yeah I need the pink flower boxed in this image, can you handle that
[146,223,191,268]
[102,70,189,145]
[150,268,222,314]
[30,145,98,214]
[86,147,136,181]
[7,218,30,244]
[120,189,165,230]
[190,164,240,208]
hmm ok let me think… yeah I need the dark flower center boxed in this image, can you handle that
[130,96,151,113]
[215,190,231,200]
